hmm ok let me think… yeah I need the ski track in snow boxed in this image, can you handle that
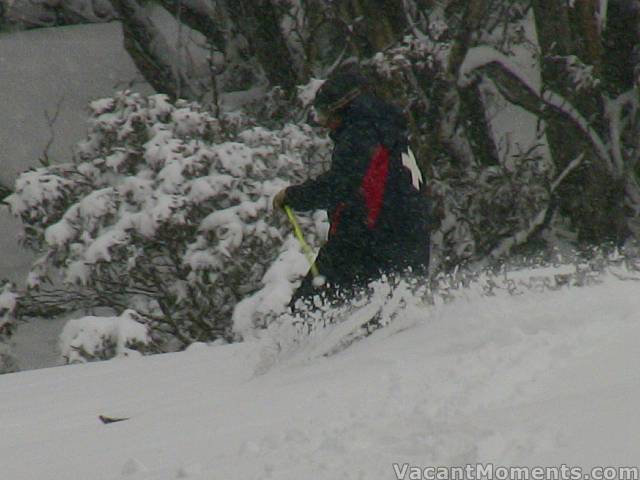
[1,272,640,479]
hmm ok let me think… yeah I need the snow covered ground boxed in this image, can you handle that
[1,268,639,480]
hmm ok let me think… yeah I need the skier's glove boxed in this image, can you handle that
[273,188,288,212]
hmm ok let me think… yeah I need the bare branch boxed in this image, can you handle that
[39,95,65,167]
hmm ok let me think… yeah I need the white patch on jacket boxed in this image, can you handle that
[401,148,423,190]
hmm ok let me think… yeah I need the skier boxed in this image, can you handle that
[273,64,431,309]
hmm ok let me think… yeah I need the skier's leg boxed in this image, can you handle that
[288,239,357,311]
[288,241,335,311]
[288,269,320,311]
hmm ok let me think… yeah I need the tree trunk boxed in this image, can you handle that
[221,0,299,91]
[109,0,199,100]
[156,0,225,51]
[442,0,497,168]
[602,0,640,95]
[351,0,405,52]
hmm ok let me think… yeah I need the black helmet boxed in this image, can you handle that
[313,63,369,116]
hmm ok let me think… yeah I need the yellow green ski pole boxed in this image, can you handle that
[284,205,320,278]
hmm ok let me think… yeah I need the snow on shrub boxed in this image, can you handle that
[7,91,331,356]
[0,283,18,337]
[233,235,318,337]
[59,309,152,364]
[0,282,19,373]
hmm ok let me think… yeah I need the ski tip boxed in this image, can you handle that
[99,415,130,424]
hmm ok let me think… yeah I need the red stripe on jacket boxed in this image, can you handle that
[329,202,347,237]
[361,145,390,229]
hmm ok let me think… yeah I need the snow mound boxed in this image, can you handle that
[59,309,152,363]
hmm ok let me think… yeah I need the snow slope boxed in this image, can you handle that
[1,268,639,480]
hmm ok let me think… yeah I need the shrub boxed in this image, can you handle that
[0,282,19,373]
[6,91,330,358]
[59,309,153,364]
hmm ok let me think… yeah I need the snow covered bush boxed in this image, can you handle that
[6,91,330,356]
[59,309,152,364]
[0,282,19,373]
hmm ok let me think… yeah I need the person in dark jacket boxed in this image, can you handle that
[273,65,431,309]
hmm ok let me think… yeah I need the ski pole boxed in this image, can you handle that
[284,205,320,278]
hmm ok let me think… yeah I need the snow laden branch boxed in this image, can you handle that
[458,46,618,177]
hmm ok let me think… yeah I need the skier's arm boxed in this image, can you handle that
[284,168,342,211]
[285,129,372,211]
